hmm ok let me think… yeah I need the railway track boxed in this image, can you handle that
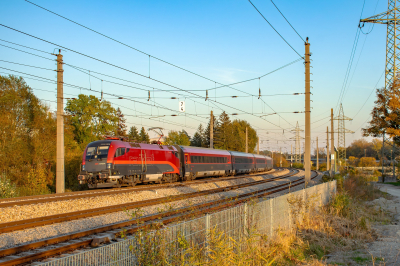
[0,169,319,266]
[0,169,280,208]
[0,169,289,234]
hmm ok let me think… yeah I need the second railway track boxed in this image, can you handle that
[0,170,320,266]
[0,169,293,234]
[0,169,281,208]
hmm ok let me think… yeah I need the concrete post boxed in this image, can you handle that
[245,127,248,153]
[210,111,213,149]
[331,108,334,177]
[304,38,311,186]
[327,127,330,172]
[56,50,64,193]
[316,137,319,171]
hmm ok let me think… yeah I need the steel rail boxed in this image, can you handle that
[0,170,319,266]
[0,169,291,234]
[0,169,280,207]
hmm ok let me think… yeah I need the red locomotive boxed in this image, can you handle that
[78,137,273,188]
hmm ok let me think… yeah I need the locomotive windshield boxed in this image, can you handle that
[86,143,110,160]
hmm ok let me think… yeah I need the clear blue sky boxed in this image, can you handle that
[0,0,387,153]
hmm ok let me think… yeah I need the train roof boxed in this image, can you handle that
[228,150,256,157]
[178,146,231,156]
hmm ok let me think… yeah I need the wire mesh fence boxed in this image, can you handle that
[40,180,336,266]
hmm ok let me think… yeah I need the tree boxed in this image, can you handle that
[203,113,217,148]
[214,111,232,150]
[65,94,119,144]
[230,120,258,152]
[0,75,55,193]
[363,78,400,145]
[348,156,359,167]
[191,124,205,147]
[314,147,326,159]
[358,157,378,167]
[128,126,140,142]
[139,127,150,143]
[346,139,375,158]
[116,107,127,136]
[164,130,191,146]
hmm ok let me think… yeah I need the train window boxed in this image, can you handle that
[114,148,125,158]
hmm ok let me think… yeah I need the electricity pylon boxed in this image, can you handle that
[333,104,354,166]
[360,0,400,89]
[290,122,303,163]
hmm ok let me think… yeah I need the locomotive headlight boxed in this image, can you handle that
[82,164,85,171]
[106,163,112,169]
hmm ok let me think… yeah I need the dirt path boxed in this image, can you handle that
[326,183,400,266]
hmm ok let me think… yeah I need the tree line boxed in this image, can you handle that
[0,75,259,197]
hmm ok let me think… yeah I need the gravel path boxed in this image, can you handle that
[325,184,400,266]
[0,169,313,250]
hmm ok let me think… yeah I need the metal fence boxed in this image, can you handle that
[40,180,337,266]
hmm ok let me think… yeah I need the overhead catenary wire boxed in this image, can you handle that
[1,66,296,138]
[0,27,296,135]
[0,39,304,128]
[24,0,293,97]
[269,0,305,42]
[247,0,303,58]
[334,0,365,114]
[352,70,385,119]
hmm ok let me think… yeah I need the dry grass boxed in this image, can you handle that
[122,174,392,266]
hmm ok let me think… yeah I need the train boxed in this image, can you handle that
[77,137,273,188]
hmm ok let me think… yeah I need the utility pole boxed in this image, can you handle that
[56,50,64,194]
[330,108,334,177]
[326,127,330,172]
[291,144,293,167]
[382,133,385,181]
[316,137,319,171]
[291,121,303,163]
[210,110,214,149]
[304,37,311,186]
[393,148,396,179]
[280,147,282,167]
[333,104,354,167]
[245,127,248,153]
[360,1,400,182]
[363,148,366,173]
[257,137,259,155]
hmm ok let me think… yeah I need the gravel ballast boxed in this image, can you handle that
[0,170,287,224]
[0,170,321,250]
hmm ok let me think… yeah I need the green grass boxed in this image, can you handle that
[386,181,400,186]
[352,256,370,263]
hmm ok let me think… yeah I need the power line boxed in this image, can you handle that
[2,66,297,137]
[247,0,303,58]
[0,38,303,104]
[0,59,54,71]
[0,38,51,54]
[352,70,384,119]
[0,27,296,135]
[24,0,274,94]
[269,0,305,42]
[334,0,365,114]
[0,43,53,61]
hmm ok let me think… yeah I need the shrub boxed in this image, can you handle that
[19,164,51,196]
[0,172,18,198]
[318,163,327,171]
[292,162,304,169]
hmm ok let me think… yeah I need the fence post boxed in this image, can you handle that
[269,198,273,237]
[244,202,248,237]
[288,197,292,232]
